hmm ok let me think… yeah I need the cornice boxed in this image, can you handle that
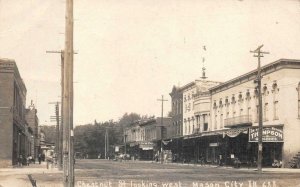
[209,59,300,94]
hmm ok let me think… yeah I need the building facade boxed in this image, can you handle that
[25,100,40,160]
[0,58,31,167]
[169,86,183,137]
[123,117,172,160]
[209,59,300,167]
[168,59,300,167]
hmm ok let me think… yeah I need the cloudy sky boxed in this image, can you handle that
[0,0,300,125]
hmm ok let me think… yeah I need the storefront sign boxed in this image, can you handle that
[249,127,283,142]
[209,143,219,147]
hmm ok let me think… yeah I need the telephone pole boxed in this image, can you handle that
[124,129,127,155]
[105,128,109,159]
[157,95,168,164]
[46,50,64,171]
[49,102,61,169]
[250,45,269,173]
[63,0,74,186]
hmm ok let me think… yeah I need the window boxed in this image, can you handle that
[188,119,191,134]
[238,92,243,115]
[220,114,223,129]
[203,114,208,131]
[214,115,217,130]
[298,83,300,118]
[231,95,236,116]
[225,97,229,118]
[256,105,259,122]
[274,101,279,120]
[184,120,187,135]
[172,101,175,115]
[264,103,268,121]
[272,82,279,120]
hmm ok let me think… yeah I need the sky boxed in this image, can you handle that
[1,0,300,126]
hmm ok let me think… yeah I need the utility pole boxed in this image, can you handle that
[157,95,168,164]
[49,102,61,169]
[105,128,109,159]
[250,45,269,173]
[124,129,127,155]
[63,0,74,186]
[46,50,77,173]
[46,50,64,171]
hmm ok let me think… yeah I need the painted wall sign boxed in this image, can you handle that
[249,127,283,142]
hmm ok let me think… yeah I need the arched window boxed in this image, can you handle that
[219,99,223,129]
[246,90,251,118]
[272,81,279,120]
[238,92,243,115]
[225,97,229,119]
[263,85,269,121]
[231,95,236,117]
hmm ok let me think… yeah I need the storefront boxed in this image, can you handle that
[139,142,155,160]
[222,126,283,166]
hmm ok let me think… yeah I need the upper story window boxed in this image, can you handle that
[297,82,300,118]
[219,100,223,114]
[272,82,279,120]
[231,95,236,113]
[203,114,208,131]
[263,85,269,121]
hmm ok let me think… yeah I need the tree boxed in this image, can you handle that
[40,125,56,143]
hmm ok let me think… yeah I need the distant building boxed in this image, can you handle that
[124,117,172,160]
[25,100,40,159]
[0,58,31,167]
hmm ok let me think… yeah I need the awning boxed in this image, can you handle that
[223,127,248,138]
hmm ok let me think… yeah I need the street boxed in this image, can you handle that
[27,159,300,187]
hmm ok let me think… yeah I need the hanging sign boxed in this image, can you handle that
[249,127,283,142]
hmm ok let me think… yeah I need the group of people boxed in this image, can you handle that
[17,153,44,167]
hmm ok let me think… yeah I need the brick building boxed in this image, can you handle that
[25,100,40,160]
[0,58,31,167]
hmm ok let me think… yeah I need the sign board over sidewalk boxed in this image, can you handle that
[249,126,283,142]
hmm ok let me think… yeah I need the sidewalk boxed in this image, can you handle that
[161,161,300,173]
[0,162,62,187]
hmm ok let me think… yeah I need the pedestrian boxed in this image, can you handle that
[18,155,23,167]
[38,153,42,164]
[26,155,30,166]
[219,155,223,166]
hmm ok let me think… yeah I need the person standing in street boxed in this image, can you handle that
[18,155,23,167]
[38,153,42,164]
